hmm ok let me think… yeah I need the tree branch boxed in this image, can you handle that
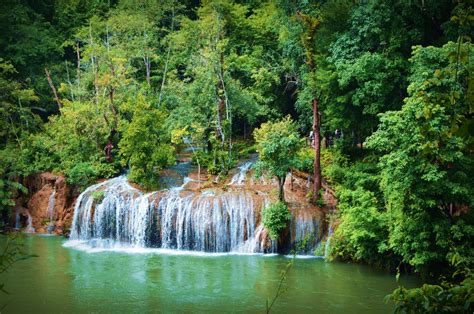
[44,67,62,110]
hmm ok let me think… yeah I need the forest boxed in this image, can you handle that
[0,0,473,312]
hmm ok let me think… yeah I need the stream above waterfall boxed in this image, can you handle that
[1,235,420,313]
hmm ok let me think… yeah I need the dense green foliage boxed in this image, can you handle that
[388,255,473,313]
[366,42,474,274]
[0,0,472,310]
[262,201,291,240]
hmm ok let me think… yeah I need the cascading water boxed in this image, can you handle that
[25,213,35,233]
[47,190,56,233]
[68,174,321,254]
[292,214,321,254]
[15,213,20,230]
[228,161,253,186]
[15,209,35,233]
[324,225,334,259]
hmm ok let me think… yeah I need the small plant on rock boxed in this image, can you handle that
[91,190,105,202]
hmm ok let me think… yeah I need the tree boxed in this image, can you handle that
[0,59,39,226]
[296,11,322,203]
[163,0,284,175]
[253,117,301,201]
[119,94,175,189]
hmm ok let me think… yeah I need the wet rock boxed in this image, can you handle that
[17,173,77,235]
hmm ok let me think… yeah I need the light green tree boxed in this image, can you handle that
[253,117,301,201]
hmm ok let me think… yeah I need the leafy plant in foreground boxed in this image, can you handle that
[387,255,473,313]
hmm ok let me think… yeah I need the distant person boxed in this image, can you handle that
[309,130,314,147]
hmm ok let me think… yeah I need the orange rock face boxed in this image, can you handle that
[16,166,331,247]
[16,172,77,235]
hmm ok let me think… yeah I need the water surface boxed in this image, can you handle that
[0,235,419,313]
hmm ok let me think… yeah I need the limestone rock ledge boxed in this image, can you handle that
[14,173,77,235]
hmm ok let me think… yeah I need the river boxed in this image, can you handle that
[0,235,419,313]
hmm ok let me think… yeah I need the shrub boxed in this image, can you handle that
[119,94,175,189]
[330,187,394,267]
[65,162,97,189]
[295,147,313,173]
[387,273,473,313]
[262,201,291,240]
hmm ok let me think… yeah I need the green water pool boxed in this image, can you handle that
[0,235,419,313]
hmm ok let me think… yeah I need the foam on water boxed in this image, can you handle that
[63,239,281,257]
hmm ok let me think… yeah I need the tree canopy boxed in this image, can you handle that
[1,0,472,310]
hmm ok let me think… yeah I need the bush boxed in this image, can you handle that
[387,273,473,313]
[65,162,97,189]
[295,147,349,186]
[119,94,175,189]
[295,147,313,173]
[321,148,349,185]
[330,187,395,267]
[192,149,236,176]
[262,201,291,240]
[238,144,257,159]
[253,117,301,201]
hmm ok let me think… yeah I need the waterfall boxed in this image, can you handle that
[15,212,20,229]
[15,209,35,233]
[228,161,253,186]
[70,173,321,254]
[47,190,56,233]
[68,176,320,254]
[292,214,320,254]
[47,190,56,221]
[324,225,334,259]
[25,213,35,233]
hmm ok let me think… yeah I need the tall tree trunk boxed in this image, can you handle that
[312,98,322,202]
[278,175,286,202]
[144,55,151,86]
[157,7,174,107]
[218,51,232,159]
[103,62,119,163]
[64,61,75,101]
[297,11,322,204]
[89,23,99,106]
[216,96,226,172]
[76,42,81,84]
[216,91,226,147]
